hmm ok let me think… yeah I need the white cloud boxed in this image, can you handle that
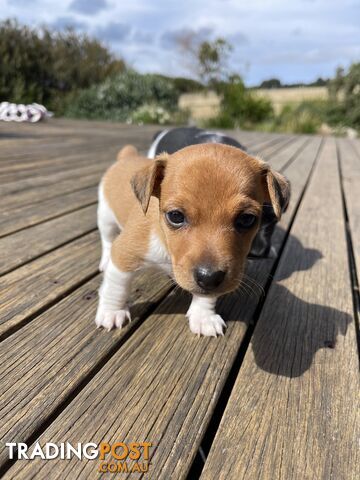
[0,0,359,84]
[69,0,109,16]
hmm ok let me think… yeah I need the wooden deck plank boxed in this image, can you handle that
[0,162,106,198]
[0,186,97,236]
[351,138,360,158]
[0,126,160,185]
[0,120,159,149]
[0,130,146,165]
[0,231,99,338]
[337,138,360,283]
[1,168,102,211]
[2,137,321,479]
[0,132,124,161]
[0,147,117,185]
[0,205,96,275]
[250,135,295,159]
[233,132,284,149]
[263,136,308,171]
[0,273,172,470]
[0,141,116,172]
[201,138,359,480]
[0,137,89,160]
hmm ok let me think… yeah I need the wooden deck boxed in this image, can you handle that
[0,119,359,479]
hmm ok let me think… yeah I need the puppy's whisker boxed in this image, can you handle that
[235,281,252,298]
[235,277,262,299]
[173,284,183,296]
[237,272,265,294]
[234,287,250,300]
[241,274,265,296]
[240,281,254,298]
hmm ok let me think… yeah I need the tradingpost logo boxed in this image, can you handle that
[6,441,153,474]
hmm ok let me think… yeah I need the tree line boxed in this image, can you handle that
[0,19,125,111]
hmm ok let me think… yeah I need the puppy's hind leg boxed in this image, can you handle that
[97,183,120,272]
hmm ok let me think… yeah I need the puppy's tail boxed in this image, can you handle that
[117,145,139,161]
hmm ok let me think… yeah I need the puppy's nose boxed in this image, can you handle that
[194,266,226,291]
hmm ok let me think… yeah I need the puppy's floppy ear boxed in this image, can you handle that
[131,155,167,214]
[262,166,291,219]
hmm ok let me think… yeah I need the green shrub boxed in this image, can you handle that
[202,112,235,129]
[243,101,324,134]
[168,108,191,125]
[327,63,360,129]
[64,71,179,121]
[290,111,320,134]
[130,104,171,125]
[211,76,273,128]
[263,103,321,134]
[343,63,360,128]
[323,101,347,126]
[0,19,125,112]
[203,76,273,129]
[172,77,205,94]
[129,104,190,126]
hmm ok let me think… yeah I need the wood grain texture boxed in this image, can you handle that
[0,186,97,236]
[201,138,359,480]
[254,136,295,158]
[0,148,115,185]
[4,137,321,480]
[0,231,100,337]
[0,204,96,274]
[350,138,360,158]
[337,138,360,282]
[268,136,308,171]
[0,124,158,184]
[0,272,172,469]
[0,169,101,211]
[232,132,284,150]
[0,162,106,198]
[0,138,114,167]
[248,133,287,148]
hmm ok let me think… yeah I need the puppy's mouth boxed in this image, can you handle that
[171,263,244,297]
[194,285,239,297]
[179,277,242,297]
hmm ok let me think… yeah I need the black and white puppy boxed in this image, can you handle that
[147,127,289,258]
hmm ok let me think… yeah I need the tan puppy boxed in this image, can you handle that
[96,143,290,336]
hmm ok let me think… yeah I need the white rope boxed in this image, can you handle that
[0,102,53,123]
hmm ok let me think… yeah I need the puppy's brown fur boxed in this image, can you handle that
[102,143,288,296]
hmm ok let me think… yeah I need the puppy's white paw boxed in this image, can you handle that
[95,306,131,331]
[99,252,110,272]
[186,310,226,337]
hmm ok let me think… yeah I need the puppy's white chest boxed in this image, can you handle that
[144,232,172,276]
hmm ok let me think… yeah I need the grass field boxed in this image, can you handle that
[179,86,331,119]
[254,86,329,114]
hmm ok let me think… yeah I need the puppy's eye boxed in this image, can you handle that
[235,213,257,231]
[166,210,186,228]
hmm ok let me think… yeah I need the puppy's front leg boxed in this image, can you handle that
[186,295,226,337]
[95,260,134,331]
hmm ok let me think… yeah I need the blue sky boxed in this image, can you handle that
[1,0,359,85]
